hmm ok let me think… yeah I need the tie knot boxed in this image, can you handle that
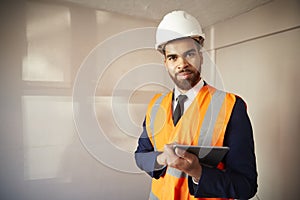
[177,94,187,103]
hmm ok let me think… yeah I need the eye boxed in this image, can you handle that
[167,55,177,61]
[186,51,196,58]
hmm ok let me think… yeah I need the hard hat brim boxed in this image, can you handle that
[156,35,204,54]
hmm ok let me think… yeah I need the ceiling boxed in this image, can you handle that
[57,0,272,27]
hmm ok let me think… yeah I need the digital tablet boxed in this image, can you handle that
[173,145,230,168]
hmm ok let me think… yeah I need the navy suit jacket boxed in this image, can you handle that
[135,92,258,199]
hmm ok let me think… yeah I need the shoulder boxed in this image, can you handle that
[148,91,172,105]
[205,84,248,111]
[232,95,248,111]
[145,92,172,114]
[149,93,164,104]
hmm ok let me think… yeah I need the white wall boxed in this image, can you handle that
[0,1,164,199]
[204,0,300,199]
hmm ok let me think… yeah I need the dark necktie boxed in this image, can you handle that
[173,94,187,125]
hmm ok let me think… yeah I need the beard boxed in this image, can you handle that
[169,68,201,91]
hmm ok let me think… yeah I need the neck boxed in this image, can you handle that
[177,77,202,94]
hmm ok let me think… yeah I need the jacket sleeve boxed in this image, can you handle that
[134,119,167,179]
[188,97,258,199]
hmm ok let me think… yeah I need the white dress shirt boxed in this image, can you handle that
[173,79,204,113]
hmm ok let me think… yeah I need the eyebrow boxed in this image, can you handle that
[166,54,177,59]
[183,49,197,56]
[165,48,197,58]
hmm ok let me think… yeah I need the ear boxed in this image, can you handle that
[199,51,203,66]
[164,62,169,72]
[163,56,168,70]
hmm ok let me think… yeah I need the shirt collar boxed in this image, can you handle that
[174,79,204,101]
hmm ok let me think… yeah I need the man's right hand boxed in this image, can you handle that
[156,144,179,166]
[156,143,202,182]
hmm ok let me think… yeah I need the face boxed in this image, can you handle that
[164,38,202,92]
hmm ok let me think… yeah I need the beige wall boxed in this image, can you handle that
[1,0,299,199]
[0,0,161,199]
[204,0,300,199]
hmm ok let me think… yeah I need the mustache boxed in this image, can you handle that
[176,68,194,75]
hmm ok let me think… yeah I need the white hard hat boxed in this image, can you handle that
[155,10,205,53]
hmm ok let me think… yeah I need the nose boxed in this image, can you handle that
[177,56,188,69]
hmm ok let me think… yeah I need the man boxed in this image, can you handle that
[135,10,257,200]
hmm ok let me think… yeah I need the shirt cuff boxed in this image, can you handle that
[192,177,199,185]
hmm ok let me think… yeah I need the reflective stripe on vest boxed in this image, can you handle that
[167,167,187,178]
[149,94,166,151]
[149,191,159,200]
[198,89,226,146]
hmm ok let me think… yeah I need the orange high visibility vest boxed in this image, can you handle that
[145,85,236,200]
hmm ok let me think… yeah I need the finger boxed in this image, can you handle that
[167,155,181,166]
[175,148,197,164]
[174,147,186,157]
[163,144,180,165]
[165,144,176,155]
